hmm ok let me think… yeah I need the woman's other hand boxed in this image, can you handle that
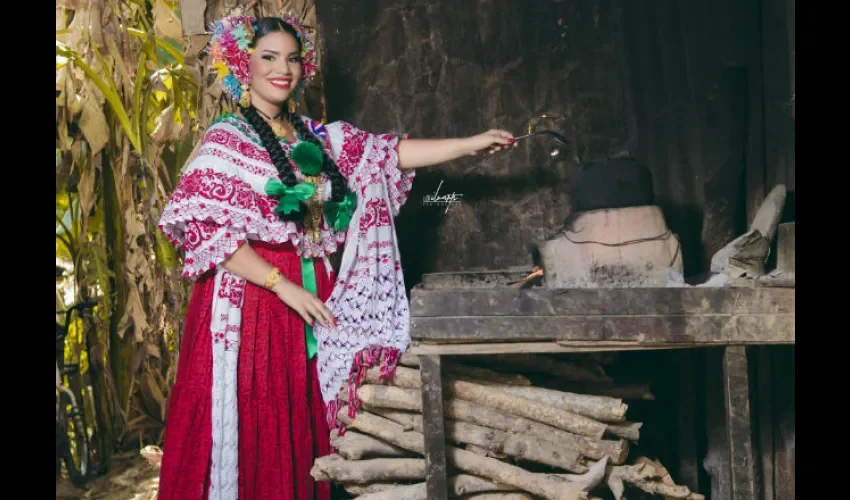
[272,280,335,328]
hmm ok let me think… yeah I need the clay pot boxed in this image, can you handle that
[540,205,683,288]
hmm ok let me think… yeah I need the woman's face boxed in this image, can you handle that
[248,30,303,111]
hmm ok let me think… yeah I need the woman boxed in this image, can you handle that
[157,12,514,500]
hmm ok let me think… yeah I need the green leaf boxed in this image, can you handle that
[132,40,154,153]
[56,191,71,213]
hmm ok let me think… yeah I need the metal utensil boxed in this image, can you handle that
[511,130,572,160]
[512,130,571,147]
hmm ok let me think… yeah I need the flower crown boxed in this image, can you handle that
[208,9,318,104]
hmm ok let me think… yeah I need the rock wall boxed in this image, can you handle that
[316,0,791,283]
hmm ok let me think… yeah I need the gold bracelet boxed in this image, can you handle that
[263,267,281,289]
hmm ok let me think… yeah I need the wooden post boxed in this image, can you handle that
[773,346,795,500]
[722,346,758,500]
[674,350,701,493]
[755,347,775,500]
[777,222,795,273]
[703,348,730,500]
[420,355,449,500]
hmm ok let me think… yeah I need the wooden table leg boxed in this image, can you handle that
[755,347,775,500]
[674,350,701,493]
[420,354,449,499]
[722,346,758,500]
[773,345,795,500]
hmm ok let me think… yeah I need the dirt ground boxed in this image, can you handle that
[56,448,161,500]
[56,447,352,499]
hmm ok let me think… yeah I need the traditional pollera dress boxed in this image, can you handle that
[157,114,415,500]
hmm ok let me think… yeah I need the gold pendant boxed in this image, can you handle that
[270,121,291,139]
[305,175,324,242]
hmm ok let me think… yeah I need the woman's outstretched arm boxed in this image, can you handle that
[397,129,514,169]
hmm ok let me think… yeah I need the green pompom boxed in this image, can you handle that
[290,142,324,176]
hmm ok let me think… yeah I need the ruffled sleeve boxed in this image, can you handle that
[158,124,269,278]
[323,121,416,216]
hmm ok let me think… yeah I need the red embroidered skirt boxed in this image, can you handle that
[158,241,333,500]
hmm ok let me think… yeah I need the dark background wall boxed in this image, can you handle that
[316,1,794,499]
[317,0,794,283]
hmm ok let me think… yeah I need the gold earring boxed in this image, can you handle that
[288,99,297,115]
[239,87,251,108]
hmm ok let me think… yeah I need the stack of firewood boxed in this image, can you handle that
[311,352,703,500]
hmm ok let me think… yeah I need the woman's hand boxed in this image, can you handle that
[221,243,335,327]
[272,280,336,328]
[466,129,516,156]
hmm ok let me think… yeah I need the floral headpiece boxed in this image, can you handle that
[280,13,318,86]
[208,9,318,105]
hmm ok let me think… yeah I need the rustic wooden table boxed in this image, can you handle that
[408,271,795,500]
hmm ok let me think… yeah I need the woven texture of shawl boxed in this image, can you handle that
[313,131,413,429]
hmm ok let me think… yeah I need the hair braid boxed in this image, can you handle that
[289,113,348,203]
[241,105,304,223]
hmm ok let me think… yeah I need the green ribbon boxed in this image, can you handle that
[265,179,315,215]
[300,257,319,359]
[325,191,358,232]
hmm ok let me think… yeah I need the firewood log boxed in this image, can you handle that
[445,380,607,439]
[337,409,425,454]
[630,457,705,500]
[347,474,519,499]
[604,421,642,442]
[444,399,627,464]
[338,347,706,500]
[329,352,705,500]
[541,456,610,491]
[450,474,518,496]
[527,461,701,500]
[445,361,533,386]
[399,351,420,367]
[364,364,531,390]
[363,366,421,389]
[495,385,628,423]
[447,421,588,473]
[367,366,625,423]
[466,443,509,460]
[310,455,425,484]
[358,385,422,411]
[357,384,637,443]
[343,482,402,495]
[557,382,655,401]
[357,393,627,463]
[330,429,416,460]
[351,483,425,500]
[461,494,534,500]
[338,408,587,472]
[336,408,587,500]
[449,447,588,500]
[368,408,423,432]
[605,462,695,499]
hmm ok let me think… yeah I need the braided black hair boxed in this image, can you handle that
[288,111,347,203]
[240,17,349,223]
